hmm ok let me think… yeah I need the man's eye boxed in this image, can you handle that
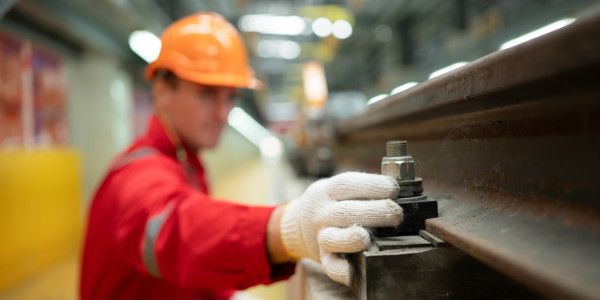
[229,94,239,104]
[201,89,216,99]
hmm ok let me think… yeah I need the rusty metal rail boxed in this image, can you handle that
[332,6,600,300]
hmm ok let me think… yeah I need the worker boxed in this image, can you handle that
[80,12,403,300]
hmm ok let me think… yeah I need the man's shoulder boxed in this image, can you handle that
[96,147,187,198]
[109,146,180,175]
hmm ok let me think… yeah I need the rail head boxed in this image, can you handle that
[337,6,600,136]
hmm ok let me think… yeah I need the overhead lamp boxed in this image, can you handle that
[428,62,469,79]
[239,14,306,36]
[259,136,283,164]
[500,18,576,50]
[391,82,419,95]
[128,30,161,63]
[312,17,332,38]
[302,61,328,114]
[332,20,353,39]
[279,41,301,59]
[228,107,283,164]
[366,94,389,106]
[256,40,301,60]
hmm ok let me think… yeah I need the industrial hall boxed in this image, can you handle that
[0,0,599,299]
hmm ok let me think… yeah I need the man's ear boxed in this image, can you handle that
[152,79,171,112]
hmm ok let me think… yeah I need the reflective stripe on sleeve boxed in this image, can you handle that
[142,202,176,278]
[111,147,158,172]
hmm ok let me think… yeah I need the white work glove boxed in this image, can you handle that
[280,172,402,286]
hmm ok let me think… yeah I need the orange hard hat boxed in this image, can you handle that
[146,12,262,89]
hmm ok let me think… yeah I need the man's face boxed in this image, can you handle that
[154,77,238,151]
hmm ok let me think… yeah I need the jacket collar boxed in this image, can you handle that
[143,114,200,164]
[138,114,209,193]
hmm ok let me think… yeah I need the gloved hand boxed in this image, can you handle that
[280,172,402,286]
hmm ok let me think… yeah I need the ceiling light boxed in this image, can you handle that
[256,40,301,60]
[260,136,283,163]
[128,30,161,63]
[228,107,283,164]
[239,14,306,36]
[256,41,275,58]
[312,17,332,38]
[279,41,301,59]
[332,20,352,39]
[303,61,328,107]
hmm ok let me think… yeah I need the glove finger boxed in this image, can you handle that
[323,199,403,228]
[326,172,399,200]
[321,252,353,286]
[318,225,371,254]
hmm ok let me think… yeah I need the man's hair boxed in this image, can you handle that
[153,69,179,89]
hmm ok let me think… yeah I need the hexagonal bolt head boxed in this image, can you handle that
[381,156,415,181]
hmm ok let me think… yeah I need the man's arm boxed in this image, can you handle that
[105,156,294,290]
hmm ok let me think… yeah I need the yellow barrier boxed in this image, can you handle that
[0,149,82,291]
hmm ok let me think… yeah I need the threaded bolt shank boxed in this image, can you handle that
[386,140,408,156]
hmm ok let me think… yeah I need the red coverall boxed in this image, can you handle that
[81,115,295,300]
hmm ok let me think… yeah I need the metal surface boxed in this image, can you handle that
[331,6,600,300]
[350,232,542,300]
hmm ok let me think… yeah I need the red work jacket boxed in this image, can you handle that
[81,115,295,300]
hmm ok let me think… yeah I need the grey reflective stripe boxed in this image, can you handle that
[111,147,158,172]
[142,202,176,278]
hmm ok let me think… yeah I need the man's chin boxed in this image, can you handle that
[198,137,221,150]
[182,137,220,151]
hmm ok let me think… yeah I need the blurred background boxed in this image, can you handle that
[0,0,597,299]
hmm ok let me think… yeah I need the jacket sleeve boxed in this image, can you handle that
[104,155,295,290]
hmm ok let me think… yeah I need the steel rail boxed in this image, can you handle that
[331,6,600,300]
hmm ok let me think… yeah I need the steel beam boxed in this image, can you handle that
[331,6,600,300]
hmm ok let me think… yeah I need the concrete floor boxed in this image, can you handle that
[0,157,310,300]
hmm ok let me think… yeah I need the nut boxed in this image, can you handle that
[381,156,415,181]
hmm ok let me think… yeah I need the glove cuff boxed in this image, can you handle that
[280,200,308,259]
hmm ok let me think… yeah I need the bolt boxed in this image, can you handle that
[382,140,415,181]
